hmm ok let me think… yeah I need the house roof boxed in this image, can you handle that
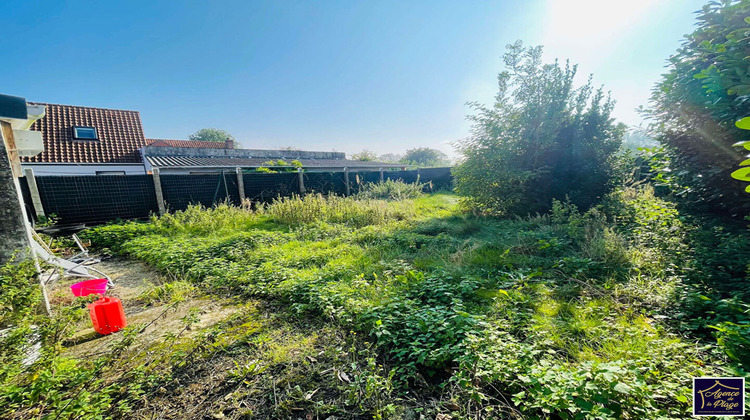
[147,139,231,149]
[144,155,403,169]
[21,102,150,164]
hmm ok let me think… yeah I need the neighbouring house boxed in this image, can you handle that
[20,102,404,175]
[147,138,235,149]
[141,143,405,174]
[21,102,151,175]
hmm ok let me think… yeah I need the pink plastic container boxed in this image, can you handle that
[70,279,108,297]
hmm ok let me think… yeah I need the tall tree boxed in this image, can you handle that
[453,41,624,216]
[379,153,404,163]
[400,148,450,167]
[351,150,378,161]
[188,128,237,147]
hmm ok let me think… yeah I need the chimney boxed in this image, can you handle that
[225,138,234,149]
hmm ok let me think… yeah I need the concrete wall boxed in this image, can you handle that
[21,163,146,176]
[0,124,31,264]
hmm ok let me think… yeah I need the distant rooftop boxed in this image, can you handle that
[144,155,404,169]
[147,139,233,149]
[141,144,403,170]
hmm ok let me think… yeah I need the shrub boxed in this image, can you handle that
[454,41,624,216]
[151,202,259,235]
[647,0,750,215]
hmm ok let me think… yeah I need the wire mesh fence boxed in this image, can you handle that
[23,167,452,225]
[32,175,159,224]
[161,173,241,211]
[243,172,298,202]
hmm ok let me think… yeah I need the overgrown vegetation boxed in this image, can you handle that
[647,0,750,215]
[256,159,303,173]
[356,179,425,201]
[60,187,750,418]
[0,260,135,419]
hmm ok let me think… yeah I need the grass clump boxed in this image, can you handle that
[262,193,415,227]
[356,178,424,201]
[138,280,196,305]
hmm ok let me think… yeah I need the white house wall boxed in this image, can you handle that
[21,163,146,176]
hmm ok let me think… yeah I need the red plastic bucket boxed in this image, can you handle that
[88,297,127,335]
[70,278,108,297]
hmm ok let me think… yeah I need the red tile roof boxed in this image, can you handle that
[147,139,230,149]
[21,102,150,164]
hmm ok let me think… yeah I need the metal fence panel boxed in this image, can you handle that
[303,172,342,195]
[35,175,158,224]
[243,172,298,202]
[28,167,453,225]
[160,173,240,211]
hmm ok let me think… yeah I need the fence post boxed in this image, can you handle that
[23,168,45,218]
[236,167,245,203]
[379,167,384,183]
[344,167,350,196]
[297,167,305,194]
[152,168,166,215]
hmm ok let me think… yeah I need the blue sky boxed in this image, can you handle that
[2,0,706,157]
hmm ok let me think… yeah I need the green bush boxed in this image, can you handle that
[454,41,624,216]
[647,0,750,215]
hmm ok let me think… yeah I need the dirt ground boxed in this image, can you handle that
[47,256,240,359]
[42,256,357,419]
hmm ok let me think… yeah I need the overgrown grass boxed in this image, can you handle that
[263,193,416,227]
[137,280,196,305]
[5,189,749,418]
[356,178,425,201]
